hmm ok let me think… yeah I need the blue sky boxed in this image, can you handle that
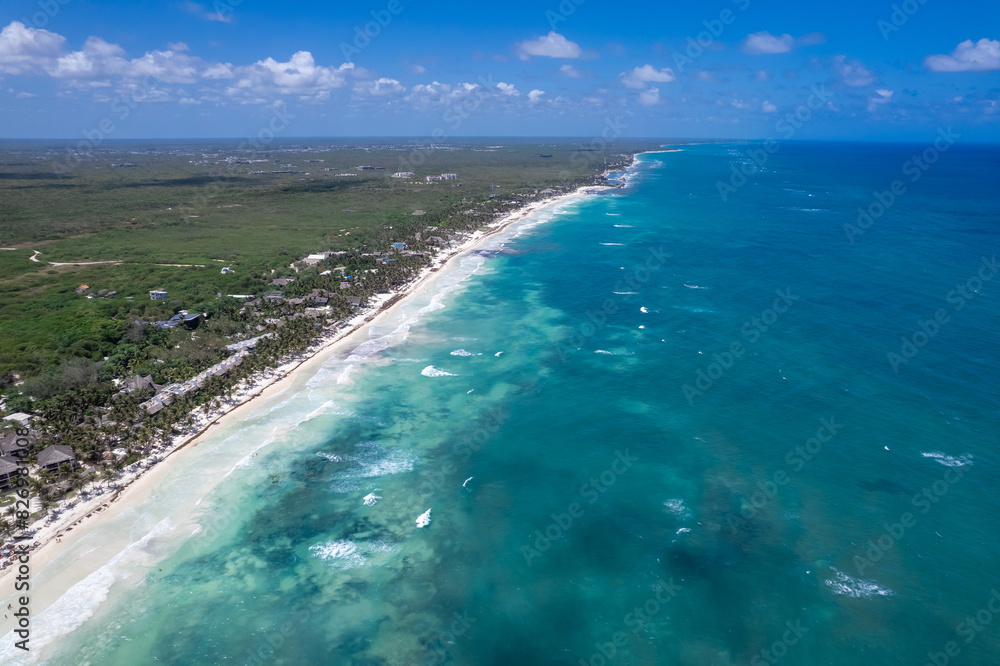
[0,0,997,140]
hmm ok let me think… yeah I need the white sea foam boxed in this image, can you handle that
[607,213,621,216]
[451,337,478,342]
[421,365,458,377]
[363,491,381,506]
[684,284,707,289]
[663,499,692,520]
[613,291,638,295]
[600,242,625,246]
[310,540,365,569]
[613,224,634,228]
[335,364,357,385]
[921,451,973,468]
[595,350,613,355]
[640,306,649,313]
[416,509,432,528]
[0,517,173,661]
[825,568,893,598]
[450,349,474,356]
[676,528,691,534]
[330,442,417,492]
[317,452,341,462]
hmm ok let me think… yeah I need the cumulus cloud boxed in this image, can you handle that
[528,89,545,103]
[762,100,777,113]
[742,31,795,54]
[0,21,65,75]
[832,55,877,87]
[925,38,1000,72]
[228,52,353,100]
[638,87,660,106]
[179,96,201,104]
[356,77,405,97]
[406,80,482,108]
[515,32,582,60]
[496,81,520,96]
[621,64,675,89]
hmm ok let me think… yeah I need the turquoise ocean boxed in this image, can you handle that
[5,141,1000,665]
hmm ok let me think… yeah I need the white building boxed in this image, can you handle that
[392,172,414,179]
[150,289,168,300]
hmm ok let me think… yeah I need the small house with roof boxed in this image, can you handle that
[36,444,78,474]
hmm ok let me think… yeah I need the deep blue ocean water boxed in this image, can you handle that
[9,141,1000,665]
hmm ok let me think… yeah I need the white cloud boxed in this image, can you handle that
[742,31,794,55]
[497,81,520,96]
[755,69,770,81]
[560,64,583,78]
[638,87,660,106]
[832,55,876,87]
[925,38,1000,72]
[0,21,65,75]
[528,89,545,103]
[355,77,404,97]
[621,64,675,89]
[229,52,353,100]
[168,42,189,52]
[206,11,233,23]
[867,89,893,111]
[179,96,201,104]
[762,100,777,113]
[515,32,582,60]
[15,91,36,98]
[695,71,720,82]
[202,62,233,79]
[410,64,427,74]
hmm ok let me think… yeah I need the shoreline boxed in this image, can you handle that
[0,182,616,594]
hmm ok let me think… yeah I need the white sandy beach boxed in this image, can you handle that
[0,185,612,631]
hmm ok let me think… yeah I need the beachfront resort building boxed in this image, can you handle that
[36,444,78,474]
[0,457,19,493]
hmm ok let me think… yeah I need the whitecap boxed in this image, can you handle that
[363,491,381,506]
[416,509,432,528]
[613,291,638,295]
[494,351,504,357]
[600,242,625,246]
[595,350,613,355]
[683,284,707,289]
[421,365,458,377]
[825,568,893,598]
[450,349,474,357]
[316,452,341,463]
[613,224,634,228]
[921,451,973,468]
